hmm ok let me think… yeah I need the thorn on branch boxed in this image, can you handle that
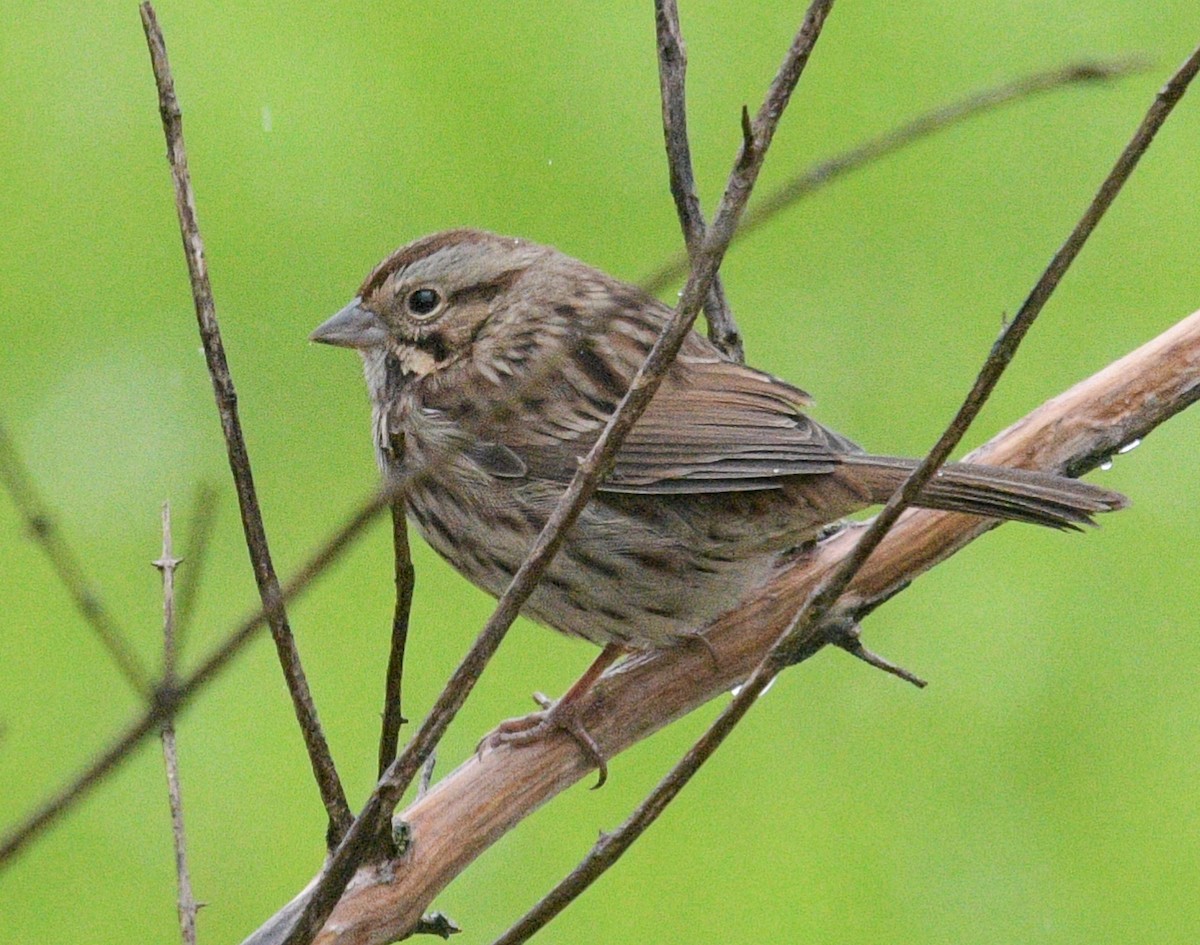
[739,105,755,168]
[156,501,199,945]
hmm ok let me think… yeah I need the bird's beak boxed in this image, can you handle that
[310,298,387,349]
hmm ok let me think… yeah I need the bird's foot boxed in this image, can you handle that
[478,691,608,788]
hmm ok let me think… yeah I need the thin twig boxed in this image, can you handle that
[491,42,1200,944]
[0,208,701,870]
[0,150,704,867]
[655,0,743,361]
[274,5,837,943]
[0,484,394,870]
[0,418,151,697]
[138,2,352,845]
[155,503,198,945]
[157,503,183,678]
[176,481,220,646]
[642,57,1146,294]
[827,623,928,688]
[378,498,415,778]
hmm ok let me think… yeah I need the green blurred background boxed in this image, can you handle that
[1,2,1197,943]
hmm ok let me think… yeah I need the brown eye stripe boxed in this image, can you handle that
[444,268,526,308]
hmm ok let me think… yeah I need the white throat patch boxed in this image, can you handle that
[397,344,439,377]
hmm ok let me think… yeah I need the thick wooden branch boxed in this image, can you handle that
[243,308,1200,945]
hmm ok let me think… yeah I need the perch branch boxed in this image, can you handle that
[265,305,1200,945]
[138,1,351,844]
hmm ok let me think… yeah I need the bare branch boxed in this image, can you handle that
[490,42,1200,941]
[138,1,351,844]
[655,0,743,361]
[280,305,1200,945]
[155,503,183,677]
[176,481,220,645]
[642,56,1147,294]
[155,503,198,945]
[0,417,151,696]
[0,483,393,870]
[378,499,416,778]
[267,6,839,943]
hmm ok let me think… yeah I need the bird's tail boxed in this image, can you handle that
[840,454,1128,529]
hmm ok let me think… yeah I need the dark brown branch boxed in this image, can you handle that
[138,2,352,845]
[271,5,838,944]
[492,42,1200,943]
[155,503,198,945]
[378,498,415,778]
[0,418,151,697]
[655,0,743,361]
[287,303,1200,945]
[642,56,1146,294]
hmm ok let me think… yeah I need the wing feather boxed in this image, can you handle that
[497,331,858,494]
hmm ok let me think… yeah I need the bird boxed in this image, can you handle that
[311,228,1126,776]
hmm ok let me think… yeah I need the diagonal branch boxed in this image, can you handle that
[378,497,415,778]
[641,57,1146,294]
[175,481,220,647]
[0,418,151,697]
[488,38,1200,945]
[138,1,352,845]
[282,305,1200,945]
[0,484,393,870]
[655,0,743,361]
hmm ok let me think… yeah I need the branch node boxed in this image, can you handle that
[391,820,413,858]
[827,623,928,688]
[410,912,461,940]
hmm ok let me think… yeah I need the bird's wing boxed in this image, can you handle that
[598,358,860,493]
[468,338,862,495]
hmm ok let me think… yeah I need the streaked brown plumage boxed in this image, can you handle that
[312,229,1127,652]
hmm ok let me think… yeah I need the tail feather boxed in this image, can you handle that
[840,454,1128,530]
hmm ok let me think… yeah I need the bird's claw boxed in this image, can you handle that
[477,693,609,788]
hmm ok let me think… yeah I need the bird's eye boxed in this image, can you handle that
[406,288,441,317]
